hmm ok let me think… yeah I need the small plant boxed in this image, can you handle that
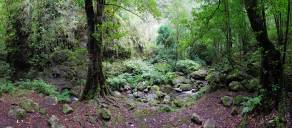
[57,89,71,102]
[0,81,15,95]
[241,95,262,115]
[17,80,58,96]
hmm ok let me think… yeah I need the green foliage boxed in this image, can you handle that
[16,79,70,102]
[176,59,202,74]
[17,80,58,96]
[0,81,15,95]
[241,96,262,115]
[107,75,128,90]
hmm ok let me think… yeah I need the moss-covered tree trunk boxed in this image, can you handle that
[81,0,108,100]
[244,0,283,109]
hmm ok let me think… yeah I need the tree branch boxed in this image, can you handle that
[104,3,144,20]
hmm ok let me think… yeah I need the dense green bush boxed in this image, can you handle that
[16,79,70,102]
[0,81,15,95]
[241,95,262,115]
[175,59,201,74]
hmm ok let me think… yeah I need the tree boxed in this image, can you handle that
[244,0,283,108]
[82,0,108,100]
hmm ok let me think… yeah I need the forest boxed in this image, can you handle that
[0,0,291,127]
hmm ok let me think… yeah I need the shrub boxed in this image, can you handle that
[0,81,15,95]
[17,80,58,96]
[16,79,70,102]
[0,61,11,79]
[107,75,128,90]
[241,95,262,115]
[176,59,201,74]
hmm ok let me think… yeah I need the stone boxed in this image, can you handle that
[245,78,260,91]
[8,106,26,119]
[19,99,40,113]
[48,115,65,128]
[100,108,111,121]
[150,85,160,92]
[133,91,143,98]
[203,119,216,128]
[190,69,208,80]
[143,88,149,93]
[44,96,58,106]
[221,96,233,107]
[136,82,147,91]
[124,85,132,91]
[162,95,171,103]
[229,81,244,91]
[145,93,157,102]
[62,104,73,114]
[174,88,183,93]
[191,113,202,125]
[178,84,193,91]
[113,91,122,97]
[172,76,190,85]
[172,99,184,108]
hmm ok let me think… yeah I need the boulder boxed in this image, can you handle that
[133,91,143,98]
[145,93,157,102]
[174,88,183,93]
[150,85,160,92]
[221,96,233,107]
[44,96,58,106]
[178,84,193,91]
[19,99,40,113]
[100,108,111,121]
[8,106,26,119]
[162,95,171,103]
[48,115,65,128]
[229,81,244,91]
[203,119,216,128]
[172,99,184,108]
[190,69,208,80]
[245,78,260,91]
[172,76,190,85]
[191,113,202,125]
[62,104,73,114]
[113,91,122,97]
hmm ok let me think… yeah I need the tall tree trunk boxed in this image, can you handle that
[96,0,109,97]
[82,0,98,100]
[224,0,233,65]
[82,0,108,100]
[244,0,283,109]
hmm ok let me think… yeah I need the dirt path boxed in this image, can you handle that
[0,90,250,128]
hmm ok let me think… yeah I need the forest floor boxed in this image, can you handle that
[0,88,274,128]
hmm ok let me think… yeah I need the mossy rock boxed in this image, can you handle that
[245,78,260,91]
[100,108,111,121]
[229,81,244,92]
[221,96,233,107]
[178,84,193,91]
[19,99,40,113]
[150,85,160,92]
[172,99,184,108]
[62,104,73,114]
